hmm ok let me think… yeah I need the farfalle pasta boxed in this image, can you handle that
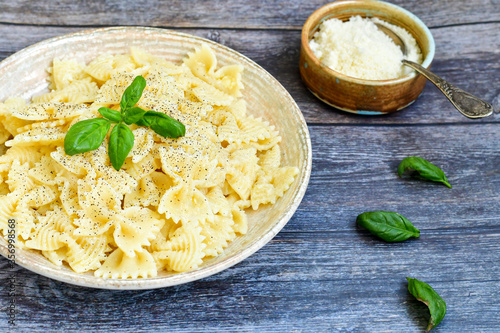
[0,45,298,279]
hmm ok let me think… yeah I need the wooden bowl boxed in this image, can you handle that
[300,0,435,115]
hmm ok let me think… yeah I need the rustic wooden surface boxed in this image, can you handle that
[0,1,499,332]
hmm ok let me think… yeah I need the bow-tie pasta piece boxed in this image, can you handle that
[123,175,160,208]
[66,234,110,273]
[142,66,185,105]
[11,102,87,121]
[25,206,74,252]
[20,184,59,208]
[152,224,206,272]
[73,178,122,236]
[148,219,180,254]
[237,115,273,143]
[12,203,36,245]
[58,179,80,216]
[212,64,244,97]
[179,100,213,119]
[158,182,214,224]
[150,170,176,195]
[0,146,46,172]
[258,144,281,170]
[48,58,90,91]
[215,98,246,119]
[130,47,180,72]
[205,186,232,217]
[86,146,137,196]
[33,79,98,104]
[123,153,159,181]
[189,78,234,107]
[184,44,244,98]
[51,147,95,177]
[94,72,135,105]
[113,54,137,74]
[84,53,138,84]
[184,44,218,79]
[129,127,155,164]
[112,207,165,257]
[0,123,10,146]
[201,215,236,257]
[95,248,157,279]
[6,160,37,194]
[226,148,260,201]
[251,166,299,210]
[28,155,61,186]
[0,97,32,136]
[0,193,21,238]
[16,119,67,134]
[5,127,66,148]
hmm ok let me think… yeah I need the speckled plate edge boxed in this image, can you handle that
[0,27,312,290]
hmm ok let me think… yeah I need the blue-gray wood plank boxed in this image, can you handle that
[0,0,499,332]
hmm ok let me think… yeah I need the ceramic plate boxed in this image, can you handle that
[0,27,312,289]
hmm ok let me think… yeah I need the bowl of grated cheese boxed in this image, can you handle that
[300,0,435,114]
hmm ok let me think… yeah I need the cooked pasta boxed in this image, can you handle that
[0,45,298,278]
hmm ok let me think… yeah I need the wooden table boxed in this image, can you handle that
[0,1,499,332]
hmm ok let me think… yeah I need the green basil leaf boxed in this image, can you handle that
[98,107,122,123]
[108,123,134,171]
[135,117,149,127]
[64,118,111,156]
[356,211,420,242]
[120,75,147,111]
[133,111,169,126]
[398,157,451,188]
[123,106,147,125]
[149,117,185,138]
[406,277,447,331]
[139,111,185,138]
[138,110,171,122]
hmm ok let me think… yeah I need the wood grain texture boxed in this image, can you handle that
[0,0,499,332]
[0,0,498,29]
[1,124,499,332]
[0,23,498,125]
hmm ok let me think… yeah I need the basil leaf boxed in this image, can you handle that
[133,110,168,126]
[135,110,171,126]
[149,117,185,138]
[398,157,451,188]
[108,123,134,171]
[123,106,147,125]
[407,277,447,331]
[356,211,420,242]
[98,107,122,123]
[138,111,185,138]
[134,116,149,127]
[120,75,146,111]
[64,118,111,156]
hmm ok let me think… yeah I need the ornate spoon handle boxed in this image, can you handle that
[402,59,493,119]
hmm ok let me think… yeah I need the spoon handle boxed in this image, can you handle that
[402,59,494,119]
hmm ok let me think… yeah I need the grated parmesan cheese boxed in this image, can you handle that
[309,16,422,80]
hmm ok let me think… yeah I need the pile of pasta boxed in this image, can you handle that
[0,45,298,278]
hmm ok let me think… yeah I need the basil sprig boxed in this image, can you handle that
[64,75,185,170]
[407,277,447,331]
[356,211,420,242]
[398,157,451,188]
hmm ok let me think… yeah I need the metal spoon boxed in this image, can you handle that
[375,23,493,119]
